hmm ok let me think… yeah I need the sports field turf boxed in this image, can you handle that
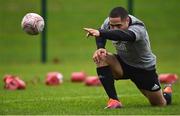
[0,0,180,115]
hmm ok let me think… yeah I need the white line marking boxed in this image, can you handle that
[2,94,141,103]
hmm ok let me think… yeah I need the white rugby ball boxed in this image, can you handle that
[21,13,44,35]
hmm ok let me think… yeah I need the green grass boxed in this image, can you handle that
[0,0,180,115]
[1,64,180,115]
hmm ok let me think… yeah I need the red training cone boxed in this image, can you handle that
[71,72,86,82]
[159,73,178,84]
[45,72,63,85]
[3,74,26,90]
[85,76,101,86]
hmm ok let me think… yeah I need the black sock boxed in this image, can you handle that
[163,92,172,105]
[97,66,118,100]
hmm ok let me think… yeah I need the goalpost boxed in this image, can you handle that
[128,0,134,15]
[41,0,47,63]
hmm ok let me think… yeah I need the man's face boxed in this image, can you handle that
[109,17,129,30]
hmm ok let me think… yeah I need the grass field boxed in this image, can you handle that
[0,0,180,115]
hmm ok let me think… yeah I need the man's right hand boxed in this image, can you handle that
[83,28,100,38]
[93,48,107,64]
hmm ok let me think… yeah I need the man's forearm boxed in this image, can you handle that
[96,36,106,49]
[99,29,136,42]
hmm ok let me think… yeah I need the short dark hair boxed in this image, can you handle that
[109,6,128,19]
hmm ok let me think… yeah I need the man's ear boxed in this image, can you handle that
[126,17,130,22]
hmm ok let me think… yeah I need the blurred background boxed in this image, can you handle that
[0,0,179,67]
[0,0,180,84]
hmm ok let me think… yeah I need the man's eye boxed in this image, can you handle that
[110,24,122,27]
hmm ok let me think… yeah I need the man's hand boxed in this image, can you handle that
[93,48,107,64]
[83,28,100,38]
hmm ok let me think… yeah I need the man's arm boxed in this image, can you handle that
[99,29,136,42]
[83,28,136,42]
[95,36,107,49]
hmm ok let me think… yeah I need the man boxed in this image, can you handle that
[84,6,172,109]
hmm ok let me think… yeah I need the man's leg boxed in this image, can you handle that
[138,83,172,106]
[97,66,118,100]
[130,66,173,106]
[95,53,123,108]
[140,89,167,106]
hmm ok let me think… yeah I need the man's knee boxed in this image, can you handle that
[150,99,166,106]
[140,89,167,107]
[94,54,124,79]
[95,54,110,67]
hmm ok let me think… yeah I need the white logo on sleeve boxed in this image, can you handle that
[151,84,160,91]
